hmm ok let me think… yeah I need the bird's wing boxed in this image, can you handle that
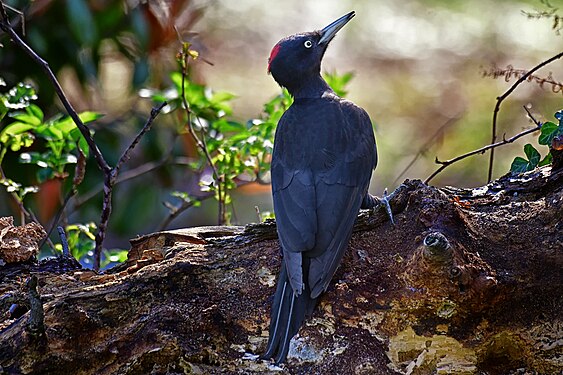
[272,98,377,297]
[307,100,377,298]
[271,108,318,295]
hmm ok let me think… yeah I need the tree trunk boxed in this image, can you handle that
[0,165,561,375]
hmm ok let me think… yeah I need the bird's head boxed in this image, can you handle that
[268,11,355,94]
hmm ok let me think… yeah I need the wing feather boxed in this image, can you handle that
[272,95,377,297]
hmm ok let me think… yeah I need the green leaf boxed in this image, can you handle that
[7,133,35,151]
[323,71,354,97]
[27,104,44,123]
[71,127,90,157]
[538,122,560,145]
[0,99,7,122]
[0,122,35,142]
[538,153,553,167]
[213,119,246,133]
[102,249,129,267]
[78,111,104,123]
[510,157,531,173]
[9,113,41,126]
[55,111,103,132]
[524,144,540,167]
[46,124,64,140]
[170,72,184,92]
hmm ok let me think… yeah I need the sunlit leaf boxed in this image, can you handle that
[27,104,44,123]
[9,113,41,126]
[6,133,35,151]
[0,98,7,122]
[213,119,246,133]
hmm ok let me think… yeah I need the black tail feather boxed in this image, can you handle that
[261,263,316,364]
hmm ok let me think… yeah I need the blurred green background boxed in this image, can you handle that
[0,0,561,255]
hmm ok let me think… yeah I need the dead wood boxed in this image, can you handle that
[0,166,561,375]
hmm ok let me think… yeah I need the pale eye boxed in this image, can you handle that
[304,40,313,48]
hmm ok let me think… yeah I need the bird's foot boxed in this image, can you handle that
[379,188,395,226]
[361,188,397,225]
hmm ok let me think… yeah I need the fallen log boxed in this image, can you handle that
[0,165,561,374]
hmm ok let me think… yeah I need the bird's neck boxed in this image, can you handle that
[290,74,333,99]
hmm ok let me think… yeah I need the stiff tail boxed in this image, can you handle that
[261,263,316,364]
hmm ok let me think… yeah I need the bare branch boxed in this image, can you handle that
[114,102,167,178]
[487,51,563,182]
[426,113,542,184]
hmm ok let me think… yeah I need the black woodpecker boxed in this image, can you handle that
[262,11,379,364]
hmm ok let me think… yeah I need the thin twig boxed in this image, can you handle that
[39,192,73,250]
[159,192,212,230]
[179,53,225,224]
[523,105,542,127]
[487,50,563,182]
[93,102,166,270]
[426,111,543,184]
[114,103,167,177]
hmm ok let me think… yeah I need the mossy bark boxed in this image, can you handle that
[0,166,561,375]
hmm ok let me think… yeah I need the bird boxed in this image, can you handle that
[262,11,379,364]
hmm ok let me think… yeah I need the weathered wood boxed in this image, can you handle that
[0,166,561,374]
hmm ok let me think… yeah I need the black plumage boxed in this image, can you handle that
[262,11,377,364]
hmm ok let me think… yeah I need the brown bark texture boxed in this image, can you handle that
[0,165,561,375]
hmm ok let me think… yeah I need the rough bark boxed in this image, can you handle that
[0,165,561,375]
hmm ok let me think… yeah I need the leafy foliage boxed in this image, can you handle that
[1,86,100,182]
[0,80,103,257]
[510,110,562,173]
[0,67,355,264]
[145,66,352,223]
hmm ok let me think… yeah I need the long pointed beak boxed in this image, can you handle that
[318,11,355,45]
